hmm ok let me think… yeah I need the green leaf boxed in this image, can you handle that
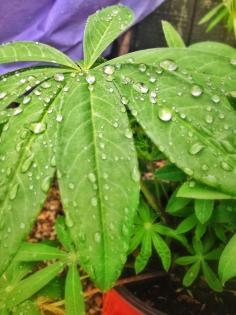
[202,261,222,292]
[177,182,235,200]
[175,256,198,265]
[12,300,40,315]
[183,261,200,287]
[106,48,236,197]
[83,5,133,69]
[194,199,214,224]
[135,233,152,274]
[166,189,191,214]
[55,216,74,252]
[65,263,85,315]
[15,242,67,262]
[199,4,224,24]
[195,223,207,239]
[0,42,78,70]
[176,214,197,234]
[0,79,65,276]
[190,41,236,59]
[4,262,64,310]
[206,7,228,32]
[57,73,139,290]
[162,21,185,48]
[219,234,236,284]
[152,233,171,271]
[129,227,145,253]
[155,163,186,182]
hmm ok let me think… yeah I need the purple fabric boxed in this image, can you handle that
[0,0,164,74]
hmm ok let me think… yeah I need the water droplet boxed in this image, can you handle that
[20,223,26,229]
[133,82,149,94]
[91,197,98,207]
[131,166,140,182]
[125,129,132,139]
[205,115,213,124]
[29,122,47,134]
[184,168,193,176]
[191,85,203,97]
[103,65,115,75]
[9,183,19,200]
[56,114,63,122]
[21,155,34,173]
[202,164,209,171]
[230,58,236,66]
[0,92,7,99]
[189,143,205,155]
[221,161,233,171]
[94,232,101,243]
[149,76,156,83]
[86,74,96,85]
[211,95,220,104]
[158,108,172,122]
[229,91,236,98]
[41,82,51,89]
[69,183,74,190]
[138,63,147,72]
[41,176,51,193]
[13,107,23,116]
[54,73,65,82]
[121,96,129,105]
[160,60,178,71]
[22,96,31,105]
[88,173,96,183]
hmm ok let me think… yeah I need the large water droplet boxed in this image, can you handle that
[9,183,19,200]
[13,108,23,116]
[30,122,47,134]
[160,60,178,71]
[158,108,172,122]
[132,82,149,94]
[189,143,205,155]
[41,176,51,193]
[121,96,129,105]
[86,74,96,85]
[0,92,7,99]
[221,161,233,171]
[103,65,115,75]
[22,96,31,105]
[191,85,203,97]
[21,155,34,173]
[54,73,65,82]
[138,63,147,72]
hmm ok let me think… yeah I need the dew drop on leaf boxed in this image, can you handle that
[230,58,236,66]
[41,176,51,193]
[132,82,149,94]
[22,96,31,105]
[189,143,205,155]
[121,96,129,105]
[0,92,7,99]
[54,73,65,82]
[221,161,233,171]
[91,197,98,207]
[86,74,96,85]
[184,168,194,176]
[160,60,178,71]
[12,108,23,116]
[41,82,51,89]
[158,108,172,122]
[125,129,133,139]
[211,95,220,104]
[9,183,19,200]
[205,115,213,124]
[131,166,140,182]
[94,232,101,243]
[103,65,115,75]
[56,114,63,122]
[21,155,34,173]
[138,63,147,72]
[88,173,96,183]
[191,85,203,97]
[29,122,47,134]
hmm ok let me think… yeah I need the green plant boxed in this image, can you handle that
[199,0,236,38]
[0,6,236,314]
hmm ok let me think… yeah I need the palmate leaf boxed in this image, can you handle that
[0,41,78,70]
[103,47,236,196]
[57,72,139,290]
[83,5,134,69]
[0,78,67,275]
[219,234,236,284]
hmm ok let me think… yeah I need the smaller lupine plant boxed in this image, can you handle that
[0,5,235,314]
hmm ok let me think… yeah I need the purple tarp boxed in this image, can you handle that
[0,0,164,74]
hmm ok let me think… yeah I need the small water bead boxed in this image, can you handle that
[91,197,98,207]
[230,58,236,66]
[20,223,26,229]
[113,122,119,128]
[202,164,209,171]
[41,176,51,193]
[158,108,172,122]
[221,161,233,171]
[54,73,65,82]
[160,59,178,71]
[9,183,19,200]
[189,143,205,155]
[21,155,34,173]
[103,65,115,75]
[69,183,75,190]
[56,114,63,122]
[125,129,132,139]
[138,63,147,72]
[184,168,194,176]
[22,96,31,105]
[30,122,47,134]
[150,96,157,104]
[191,85,203,97]
[86,74,96,85]
[13,107,23,116]
[88,173,96,183]
[41,82,51,89]
[205,114,213,124]
[131,166,140,182]
[149,76,156,83]
[132,82,149,94]
[121,96,129,105]
[94,232,101,243]
[211,95,220,104]
[0,92,7,99]
[229,91,236,98]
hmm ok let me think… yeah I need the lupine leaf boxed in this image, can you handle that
[152,233,171,271]
[162,21,185,48]
[65,263,85,315]
[183,261,200,286]
[194,199,214,224]
[83,5,134,69]
[55,216,74,252]
[219,234,236,284]
[56,72,139,290]
[202,261,222,292]
[135,233,152,273]
[0,42,78,70]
